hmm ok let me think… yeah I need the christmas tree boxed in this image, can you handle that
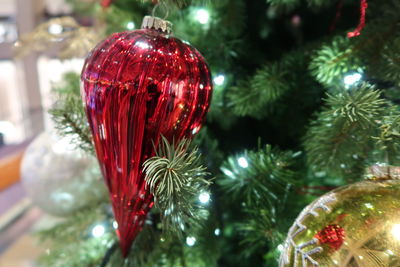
[16,0,400,266]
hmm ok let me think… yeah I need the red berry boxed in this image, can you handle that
[315,224,345,250]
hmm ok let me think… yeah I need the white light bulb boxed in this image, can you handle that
[192,127,199,135]
[221,168,235,178]
[48,24,63,34]
[213,74,225,86]
[214,228,221,236]
[364,203,373,209]
[199,192,210,204]
[127,22,135,30]
[277,244,284,252]
[392,224,400,240]
[91,224,105,238]
[186,236,196,246]
[238,157,249,168]
[195,9,210,25]
[343,73,362,86]
[113,221,118,229]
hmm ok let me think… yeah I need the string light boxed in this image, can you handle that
[238,157,249,168]
[195,9,210,25]
[186,236,196,246]
[48,24,63,34]
[126,22,135,30]
[343,72,362,86]
[392,224,400,240]
[213,74,225,86]
[113,221,118,229]
[221,167,234,178]
[91,224,105,238]
[277,244,284,252]
[364,203,373,209]
[214,228,221,236]
[199,191,211,204]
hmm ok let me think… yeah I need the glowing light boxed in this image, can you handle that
[48,24,63,34]
[91,224,105,238]
[136,41,150,49]
[221,168,235,178]
[199,192,210,204]
[344,72,362,86]
[364,203,373,209]
[238,157,249,168]
[186,236,196,246]
[387,249,394,256]
[192,126,199,135]
[277,244,284,252]
[213,74,225,86]
[392,224,400,240]
[113,221,118,229]
[0,121,16,143]
[195,9,210,24]
[127,21,135,30]
[214,228,221,236]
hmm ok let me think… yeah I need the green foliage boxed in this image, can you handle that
[377,37,400,85]
[49,72,94,153]
[309,36,363,87]
[267,0,300,11]
[228,62,290,118]
[237,208,284,258]
[219,144,298,207]
[143,137,212,235]
[267,0,335,10]
[304,84,391,178]
[37,201,112,267]
[372,107,400,165]
[40,0,400,266]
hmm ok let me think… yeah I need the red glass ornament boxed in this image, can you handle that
[315,224,345,251]
[81,26,212,256]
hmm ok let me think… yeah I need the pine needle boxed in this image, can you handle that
[143,136,212,236]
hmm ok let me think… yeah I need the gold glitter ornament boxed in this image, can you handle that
[280,165,400,267]
[14,16,101,59]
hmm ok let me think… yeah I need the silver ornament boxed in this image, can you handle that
[21,132,105,217]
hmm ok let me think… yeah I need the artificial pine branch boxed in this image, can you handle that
[143,136,212,236]
[49,72,94,153]
[228,62,290,118]
[304,84,387,178]
[372,107,400,165]
[377,37,400,85]
[237,208,283,258]
[309,36,363,87]
[37,201,112,267]
[267,0,335,11]
[219,144,298,207]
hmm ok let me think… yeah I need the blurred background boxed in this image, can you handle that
[0,1,83,265]
[2,0,400,266]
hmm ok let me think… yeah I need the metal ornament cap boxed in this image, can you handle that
[141,16,173,34]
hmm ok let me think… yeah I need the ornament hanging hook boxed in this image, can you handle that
[152,2,170,20]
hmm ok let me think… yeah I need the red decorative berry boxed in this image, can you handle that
[315,224,345,251]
